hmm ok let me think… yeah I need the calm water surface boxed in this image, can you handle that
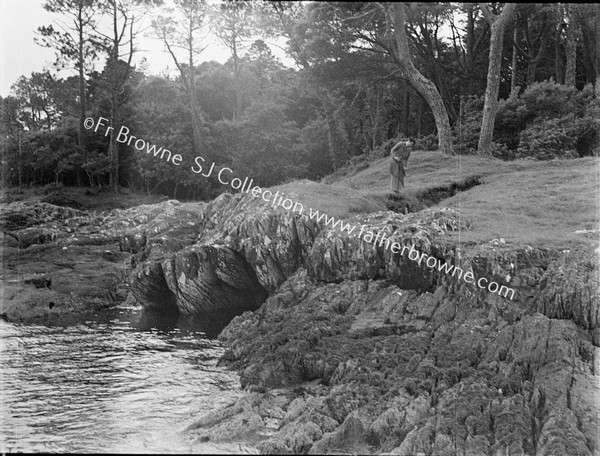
[0,305,251,454]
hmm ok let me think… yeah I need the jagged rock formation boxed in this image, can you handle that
[127,193,478,315]
[128,193,321,315]
[170,193,599,455]
[3,192,598,455]
[0,200,205,321]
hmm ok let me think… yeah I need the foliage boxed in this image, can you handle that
[1,126,82,187]
[453,81,598,159]
[453,96,484,155]
[10,72,62,130]
[298,116,332,179]
[517,81,578,119]
[412,134,438,152]
[499,81,599,159]
[516,115,579,159]
[36,0,99,72]
[3,2,599,195]
[370,137,399,160]
[131,76,200,197]
[212,100,307,187]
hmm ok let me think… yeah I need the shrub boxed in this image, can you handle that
[495,95,529,150]
[516,115,579,159]
[574,84,600,156]
[412,133,438,151]
[519,80,577,119]
[453,96,484,155]
[43,182,64,195]
[499,81,599,159]
[490,142,515,160]
[458,81,598,160]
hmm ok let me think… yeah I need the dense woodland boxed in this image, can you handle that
[1,1,599,200]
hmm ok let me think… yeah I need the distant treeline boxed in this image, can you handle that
[1,2,598,199]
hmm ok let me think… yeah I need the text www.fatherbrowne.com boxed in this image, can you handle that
[86,116,516,301]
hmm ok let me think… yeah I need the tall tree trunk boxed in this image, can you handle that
[188,33,203,155]
[465,4,475,76]
[159,6,204,158]
[564,5,578,87]
[554,30,564,83]
[554,6,565,84]
[103,0,135,193]
[232,38,241,120]
[524,15,548,86]
[366,87,383,151]
[189,96,203,157]
[77,2,86,188]
[109,90,118,191]
[565,32,577,86]
[402,85,410,137]
[390,3,453,154]
[77,1,86,161]
[319,92,349,169]
[108,0,119,192]
[510,24,519,96]
[478,3,516,157]
[416,98,423,138]
[17,132,22,192]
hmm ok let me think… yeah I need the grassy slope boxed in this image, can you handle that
[274,150,600,250]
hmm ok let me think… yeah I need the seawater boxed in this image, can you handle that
[0,305,252,454]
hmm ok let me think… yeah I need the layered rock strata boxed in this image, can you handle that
[166,194,599,455]
[0,200,205,321]
[2,193,598,455]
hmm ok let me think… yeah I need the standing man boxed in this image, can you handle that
[390,140,413,193]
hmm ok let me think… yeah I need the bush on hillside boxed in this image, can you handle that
[453,81,599,159]
[513,83,599,159]
[519,80,578,119]
[516,115,579,160]
[412,133,438,151]
[574,84,600,156]
[494,95,528,151]
[453,96,483,155]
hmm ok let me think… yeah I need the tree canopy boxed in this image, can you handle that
[2,1,598,197]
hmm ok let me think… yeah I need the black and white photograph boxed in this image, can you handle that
[1,1,599,454]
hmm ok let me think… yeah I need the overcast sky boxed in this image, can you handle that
[0,0,288,97]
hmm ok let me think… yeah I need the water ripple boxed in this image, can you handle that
[0,307,245,453]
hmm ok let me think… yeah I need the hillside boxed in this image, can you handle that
[273,151,600,250]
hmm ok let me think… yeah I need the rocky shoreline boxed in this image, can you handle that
[1,193,598,455]
[181,194,598,455]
